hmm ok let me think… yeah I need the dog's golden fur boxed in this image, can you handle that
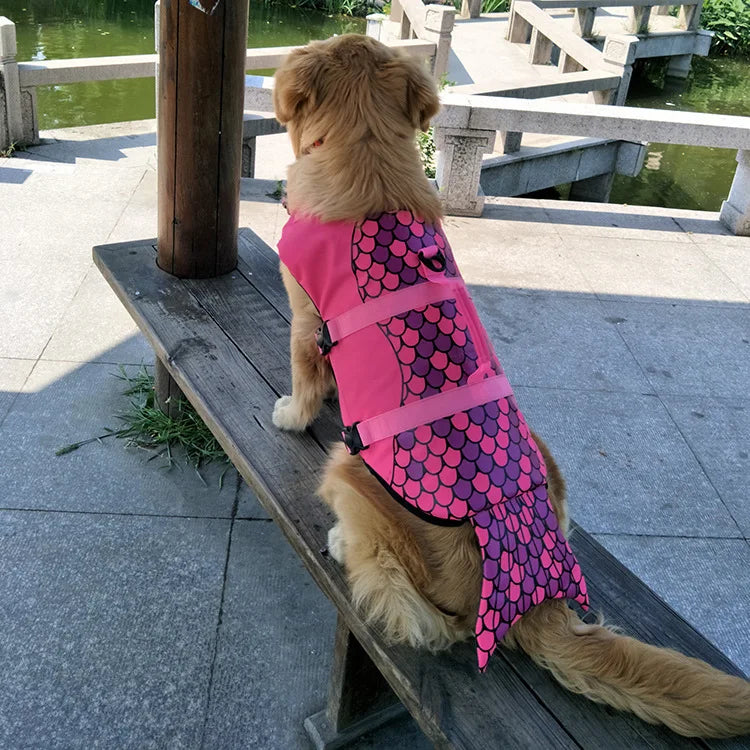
[272,34,750,738]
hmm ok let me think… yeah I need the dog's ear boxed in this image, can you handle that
[273,47,322,125]
[398,56,441,132]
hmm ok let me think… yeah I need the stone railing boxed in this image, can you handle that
[241,76,750,234]
[534,0,703,36]
[387,0,456,78]
[509,0,641,105]
[509,0,711,81]
[432,92,750,235]
[0,14,436,150]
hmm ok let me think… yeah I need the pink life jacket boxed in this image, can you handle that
[278,209,588,671]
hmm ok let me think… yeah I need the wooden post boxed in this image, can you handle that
[154,359,186,419]
[304,617,404,750]
[157,0,249,279]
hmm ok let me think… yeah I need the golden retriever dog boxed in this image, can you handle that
[271,34,750,738]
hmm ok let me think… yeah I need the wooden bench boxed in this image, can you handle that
[94,228,749,750]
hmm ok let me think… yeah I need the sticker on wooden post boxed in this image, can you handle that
[188,0,221,14]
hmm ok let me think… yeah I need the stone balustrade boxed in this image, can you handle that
[509,0,711,83]
[432,92,750,234]
[0,13,436,150]
[2,12,748,237]
[387,0,455,79]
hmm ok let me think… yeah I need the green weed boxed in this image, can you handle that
[56,366,230,484]
[0,142,25,158]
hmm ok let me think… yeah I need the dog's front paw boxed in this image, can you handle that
[272,395,308,432]
[327,523,346,565]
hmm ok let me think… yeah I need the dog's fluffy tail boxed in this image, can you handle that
[506,599,750,738]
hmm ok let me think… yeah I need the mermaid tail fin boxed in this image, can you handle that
[471,484,588,671]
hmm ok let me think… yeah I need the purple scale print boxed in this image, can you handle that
[350,211,588,671]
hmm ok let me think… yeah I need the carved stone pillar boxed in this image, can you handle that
[434,126,496,217]
[720,149,750,236]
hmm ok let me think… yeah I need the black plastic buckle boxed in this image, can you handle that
[418,249,446,273]
[342,423,365,455]
[315,321,336,356]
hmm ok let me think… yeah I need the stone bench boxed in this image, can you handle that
[93,223,748,749]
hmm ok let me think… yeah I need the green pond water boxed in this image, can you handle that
[2,0,363,127]
[609,56,750,211]
[2,0,749,212]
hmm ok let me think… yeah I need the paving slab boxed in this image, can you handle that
[32,120,157,167]
[661,394,750,539]
[0,510,229,749]
[601,300,750,400]
[42,264,153,365]
[0,160,147,359]
[0,360,237,518]
[462,197,563,236]
[696,240,750,301]
[564,237,749,305]
[105,167,157,244]
[202,519,429,749]
[236,481,271,520]
[0,358,35,425]
[593,534,750,676]
[0,255,89,359]
[470,287,652,393]
[445,214,594,296]
[514,386,743,538]
[540,200,695,244]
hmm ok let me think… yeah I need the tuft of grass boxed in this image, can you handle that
[56,366,230,485]
[0,142,26,158]
[266,179,285,201]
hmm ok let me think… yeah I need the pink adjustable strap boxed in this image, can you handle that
[346,375,514,453]
[326,277,458,344]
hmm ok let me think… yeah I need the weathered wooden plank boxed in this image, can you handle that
[93,239,581,750]
[201,231,749,749]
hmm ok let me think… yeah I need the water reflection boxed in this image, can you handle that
[0,0,363,128]
[610,56,750,211]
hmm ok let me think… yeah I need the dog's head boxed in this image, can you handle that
[273,34,440,158]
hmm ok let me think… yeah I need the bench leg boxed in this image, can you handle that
[154,358,185,419]
[304,615,406,750]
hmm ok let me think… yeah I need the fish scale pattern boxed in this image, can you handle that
[350,210,588,670]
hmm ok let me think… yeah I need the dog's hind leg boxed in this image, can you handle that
[320,446,469,651]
